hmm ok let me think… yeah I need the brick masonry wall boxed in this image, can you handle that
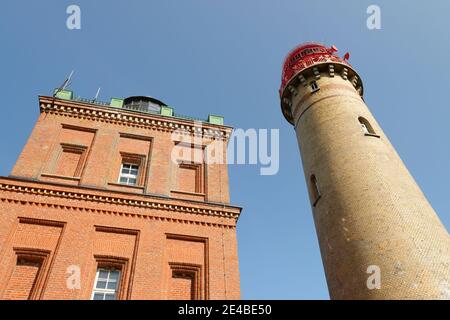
[0,179,241,300]
[169,276,194,300]
[3,260,41,300]
[289,72,450,299]
[11,97,231,203]
[0,97,241,300]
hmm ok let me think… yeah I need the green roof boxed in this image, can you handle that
[53,89,224,125]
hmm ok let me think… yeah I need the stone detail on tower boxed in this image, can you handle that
[280,43,450,300]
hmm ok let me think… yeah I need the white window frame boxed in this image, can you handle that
[91,268,121,300]
[118,163,139,186]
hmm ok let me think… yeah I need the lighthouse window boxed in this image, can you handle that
[309,174,321,206]
[310,81,320,93]
[358,117,379,137]
[360,122,369,134]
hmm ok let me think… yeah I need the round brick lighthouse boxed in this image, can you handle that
[279,43,450,299]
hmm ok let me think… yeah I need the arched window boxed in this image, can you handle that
[358,117,378,136]
[309,174,321,207]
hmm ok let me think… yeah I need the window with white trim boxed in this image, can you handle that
[118,163,139,186]
[91,268,121,300]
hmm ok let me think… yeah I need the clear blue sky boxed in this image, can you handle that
[1,1,450,299]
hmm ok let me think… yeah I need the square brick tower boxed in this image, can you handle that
[0,91,241,300]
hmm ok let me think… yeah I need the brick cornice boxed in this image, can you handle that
[0,177,241,222]
[39,96,232,141]
[0,197,236,229]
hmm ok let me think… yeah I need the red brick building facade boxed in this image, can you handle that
[0,92,241,300]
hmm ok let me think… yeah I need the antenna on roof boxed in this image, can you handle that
[92,87,101,102]
[53,70,74,97]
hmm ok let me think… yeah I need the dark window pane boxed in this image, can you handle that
[105,294,116,300]
[96,281,107,289]
[93,293,104,300]
[107,281,117,290]
[119,177,128,184]
[109,271,120,281]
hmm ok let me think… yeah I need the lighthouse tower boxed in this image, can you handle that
[279,43,450,299]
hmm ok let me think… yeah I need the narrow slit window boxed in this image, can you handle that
[310,81,320,92]
[91,268,121,300]
[310,174,321,206]
[358,117,377,136]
